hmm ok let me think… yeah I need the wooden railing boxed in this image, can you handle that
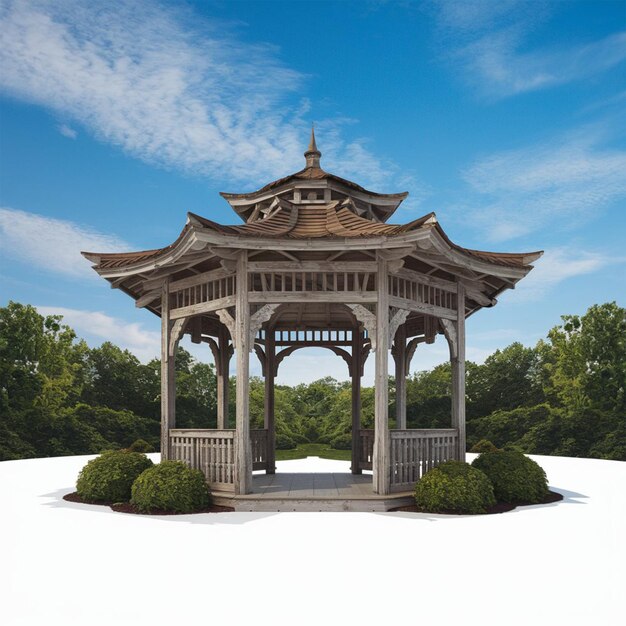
[170,429,235,492]
[358,429,374,471]
[250,271,376,295]
[251,429,269,471]
[388,274,457,312]
[172,275,236,310]
[390,429,458,492]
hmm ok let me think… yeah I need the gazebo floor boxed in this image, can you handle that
[212,472,415,512]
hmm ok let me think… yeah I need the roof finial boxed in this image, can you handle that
[304,124,321,169]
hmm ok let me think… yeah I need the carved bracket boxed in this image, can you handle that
[440,318,457,360]
[347,304,377,351]
[249,304,280,352]
[405,337,419,376]
[169,317,188,357]
[389,307,410,344]
[216,308,236,348]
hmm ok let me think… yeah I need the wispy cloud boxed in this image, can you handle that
[460,126,626,241]
[507,247,624,302]
[0,207,130,278]
[36,305,160,362]
[0,0,410,192]
[57,123,77,139]
[433,1,626,98]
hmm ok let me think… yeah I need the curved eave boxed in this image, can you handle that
[220,169,408,220]
[82,213,541,291]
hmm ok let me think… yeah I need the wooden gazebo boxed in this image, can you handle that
[83,130,541,511]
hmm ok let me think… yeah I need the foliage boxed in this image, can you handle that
[472,450,549,503]
[274,443,352,462]
[470,439,500,453]
[130,461,210,513]
[414,461,496,514]
[1,300,624,462]
[76,450,153,503]
[127,439,154,453]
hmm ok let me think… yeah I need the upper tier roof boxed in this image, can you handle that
[220,127,408,223]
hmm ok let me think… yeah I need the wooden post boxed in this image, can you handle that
[216,327,230,429]
[373,255,390,495]
[264,329,276,474]
[160,279,176,460]
[351,329,362,475]
[394,325,407,430]
[235,251,251,494]
[452,282,466,461]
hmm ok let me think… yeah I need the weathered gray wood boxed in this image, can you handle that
[216,327,231,429]
[170,295,236,320]
[160,279,175,460]
[389,295,457,320]
[264,330,276,474]
[394,324,407,429]
[168,266,234,292]
[234,251,252,494]
[373,254,390,495]
[351,329,362,475]
[454,282,466,461]
[249,261,378,273]
[248,291,377,304]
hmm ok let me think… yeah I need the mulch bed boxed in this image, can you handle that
[390,489,563,515]
[63,492,234,514]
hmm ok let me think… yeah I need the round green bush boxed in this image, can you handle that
[76,450,153,503]
[127,438,154,453]
[470,439,500,454]
[414,460,496,514]
[472,450,549,503]
[131,461,210,513]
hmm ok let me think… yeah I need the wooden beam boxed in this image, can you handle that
[170,295,236,320]
[248,292,377,304]
[264,331,276,475]
[235,251,251,495]
[169,267,234,292]
[351,329,363,475]
[394,325,407,429]
[373,255,391,495]
[389,295,457,321]
[248,261,378,273]
[160,280,175,460]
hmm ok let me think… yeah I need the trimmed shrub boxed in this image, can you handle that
[472,450,549,503]
[76,450,153,503]
[127,438,153,453]
[131,461,210,513]
[330,433,352,450]
[414,460,496,514]
[470,439,500,454]
[276,432,297,450]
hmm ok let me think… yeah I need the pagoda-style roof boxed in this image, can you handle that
[82,130,542,325]
[220,128,408,223]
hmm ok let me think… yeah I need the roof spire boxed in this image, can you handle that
[304,124,321,169]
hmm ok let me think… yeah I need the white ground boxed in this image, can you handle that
[1,453,624,626]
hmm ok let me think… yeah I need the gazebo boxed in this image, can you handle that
[83,130,541,511]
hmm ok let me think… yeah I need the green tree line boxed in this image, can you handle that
[1,301,624,461]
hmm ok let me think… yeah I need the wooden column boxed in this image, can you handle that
[351,329,362,475]
[394,325,407,430]
[264,330,276,474]
[160,279,176,460]
[373,256,390,495]
[216,327,230,429]
[235,251,251,494]
[451,283,467,461]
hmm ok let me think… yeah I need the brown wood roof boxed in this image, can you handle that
[220,166,408,202]
[83,201,539,271]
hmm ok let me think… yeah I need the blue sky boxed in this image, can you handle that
[1,0,625,385]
